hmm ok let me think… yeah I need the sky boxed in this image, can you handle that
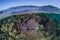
[0,0,60,11]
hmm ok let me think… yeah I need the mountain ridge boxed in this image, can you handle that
[0,5,60,20]
[0,5,60,14]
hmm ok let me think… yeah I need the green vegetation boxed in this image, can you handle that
[0,13,60,40]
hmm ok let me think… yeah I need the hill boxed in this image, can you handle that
[0,13,60,40]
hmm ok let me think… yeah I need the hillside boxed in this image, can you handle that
[0,13,60,40]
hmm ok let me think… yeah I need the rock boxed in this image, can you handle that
[27,18,39,29]
[20,22,27,33]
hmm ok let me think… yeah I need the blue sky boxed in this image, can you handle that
[0,0,60,11]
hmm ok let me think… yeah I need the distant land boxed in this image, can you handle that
[0,5,60,14]
[0,5,60,20]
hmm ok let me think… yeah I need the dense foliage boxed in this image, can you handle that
[0,13,60,40]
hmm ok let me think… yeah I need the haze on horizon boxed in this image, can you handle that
[0,0,60,11]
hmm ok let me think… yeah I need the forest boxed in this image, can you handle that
[0,13,60,40]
